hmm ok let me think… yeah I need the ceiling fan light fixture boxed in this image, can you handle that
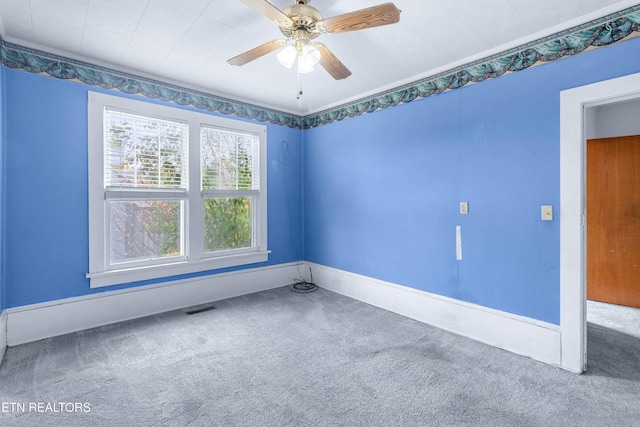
[277,44,298,68]
[301,43,321,66]
[297,55,314,73]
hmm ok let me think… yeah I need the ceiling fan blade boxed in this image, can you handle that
[238,0,293,25]
[319,3,400,34]
[227,39,285,66]
[315,43,352,80]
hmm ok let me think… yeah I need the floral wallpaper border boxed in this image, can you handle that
[303,5,640,128]
[2,4,640,130]
[1,43,305,129]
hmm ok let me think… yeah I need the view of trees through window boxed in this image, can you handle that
[109,200,181,264]
[201,126,257,253]
[105,111,257,265]
[203,197,252,252]
[106,111,186,264]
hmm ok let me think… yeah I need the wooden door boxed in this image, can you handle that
[587,135,640,308]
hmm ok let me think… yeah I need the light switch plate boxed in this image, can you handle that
[460,202,469,215]
[541,205,553,221]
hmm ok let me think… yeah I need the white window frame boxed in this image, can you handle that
[87,92,268,288]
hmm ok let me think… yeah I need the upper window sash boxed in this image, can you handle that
[103,108,189,190]
[200,124,261,192]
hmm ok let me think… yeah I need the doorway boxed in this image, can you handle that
[585,133,640,377]
[560,72,640,373]
[587,135,640,308]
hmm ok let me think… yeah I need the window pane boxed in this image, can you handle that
[201,127,259,191]
[105,110,188,189]
[204,197,253,252]
[109,200,183,264]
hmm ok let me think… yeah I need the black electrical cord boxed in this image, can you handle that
[290,278,318,293]
[290,266,318,293]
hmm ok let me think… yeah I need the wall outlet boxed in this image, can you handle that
[460,202,469,215]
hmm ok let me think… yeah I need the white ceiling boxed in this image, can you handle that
[0,0,637,115]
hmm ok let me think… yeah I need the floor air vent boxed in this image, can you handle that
[183,303,217,315]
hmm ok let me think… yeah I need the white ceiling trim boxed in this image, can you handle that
[311,0,640,114]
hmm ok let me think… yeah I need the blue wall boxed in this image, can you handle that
[3,36,640,322]
[304,36,640,325]
[3,70,303,307]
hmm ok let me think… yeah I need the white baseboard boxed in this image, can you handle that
[6,262,302,346]
[4,260,562,369]
[306,262,561,367]
[0,310,6,365]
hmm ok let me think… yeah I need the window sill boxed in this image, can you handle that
[87,250,270,288]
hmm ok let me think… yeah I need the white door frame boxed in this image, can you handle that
[560,72,640,373]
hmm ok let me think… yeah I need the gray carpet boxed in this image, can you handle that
[0,286,639,426]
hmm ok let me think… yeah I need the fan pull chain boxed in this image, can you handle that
[297,72,303,99]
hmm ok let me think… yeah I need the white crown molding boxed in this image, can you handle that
[0,36,304,117]
[309,1,640,114]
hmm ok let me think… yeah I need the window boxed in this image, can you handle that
[88,92,268,287]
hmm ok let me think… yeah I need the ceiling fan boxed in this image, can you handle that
[228,0,401,80]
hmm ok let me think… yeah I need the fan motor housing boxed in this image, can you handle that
[280,3,323,39]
